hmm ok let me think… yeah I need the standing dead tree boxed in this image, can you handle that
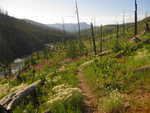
[100,25,103,53]
[62,17,66,43]
[123,12,126,38]
[75,0,81,42]
[90,23,97,55]
[134,0,138,36]
[145,22,150,32]
[112,23,122,52]
[75,0,85,55]
[62,18,66,35]
[116,24,119,40]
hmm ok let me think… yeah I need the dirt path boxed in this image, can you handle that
[77,61,99,113]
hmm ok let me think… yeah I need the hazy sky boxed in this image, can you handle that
[0,0,150,25]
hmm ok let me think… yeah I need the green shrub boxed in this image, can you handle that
[48,93,82,113]
[112,40,122,53]
[8,80,20,86]
[66,40,79,58]
[100,90,124,113]
[45,84,83,113]
[61,72,78,87]
[13,103,37,113]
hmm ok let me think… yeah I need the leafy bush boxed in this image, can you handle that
[66,40,86,58]
[45,84,83,113]
[121,43,133,56]
[100,90,124,113]
[13,103,37,113]
[48,93,82,113]
[144,44,150,53]
[66,40,79,58]
[112,40,123,53]
[84,58,124,93]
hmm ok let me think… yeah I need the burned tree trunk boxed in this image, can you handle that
[116,24,119,40]
[62,17,66,44]
[145,22,150,32]
[100,25,103,53]
[75,0,80,38]
[90,23,97,55]
[134,0,138,36]
[123,12,126,38]
[75,0,81,45]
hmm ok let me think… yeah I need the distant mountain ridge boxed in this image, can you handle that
[23,19,61,31]
[48,23,91,32]
[23,19,91,32]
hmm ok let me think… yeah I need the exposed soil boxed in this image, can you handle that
[33,60,52,71]
[77,61,100,113]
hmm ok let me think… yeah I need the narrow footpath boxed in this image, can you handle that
[77,61,100,113]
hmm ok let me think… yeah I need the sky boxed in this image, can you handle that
[0,0,150,25]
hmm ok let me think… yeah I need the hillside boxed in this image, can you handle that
[81,17,150,38]
[0,29,150,113]
[0,14,150,113]
[23,19,60,31]
[1,0,150,113]
[0,13,73,65]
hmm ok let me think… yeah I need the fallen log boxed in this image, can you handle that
[0,80,41,110]
[114,50,125,58]
[98,50,111,56]
[133,65,150,73]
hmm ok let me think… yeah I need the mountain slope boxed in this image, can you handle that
[0,13,71,65]
[81,16,150,38]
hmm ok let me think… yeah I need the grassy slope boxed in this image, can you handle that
[82,32,150,113]
[0,46,87,113]
[81,17,150,53]
[0,15,150,113]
